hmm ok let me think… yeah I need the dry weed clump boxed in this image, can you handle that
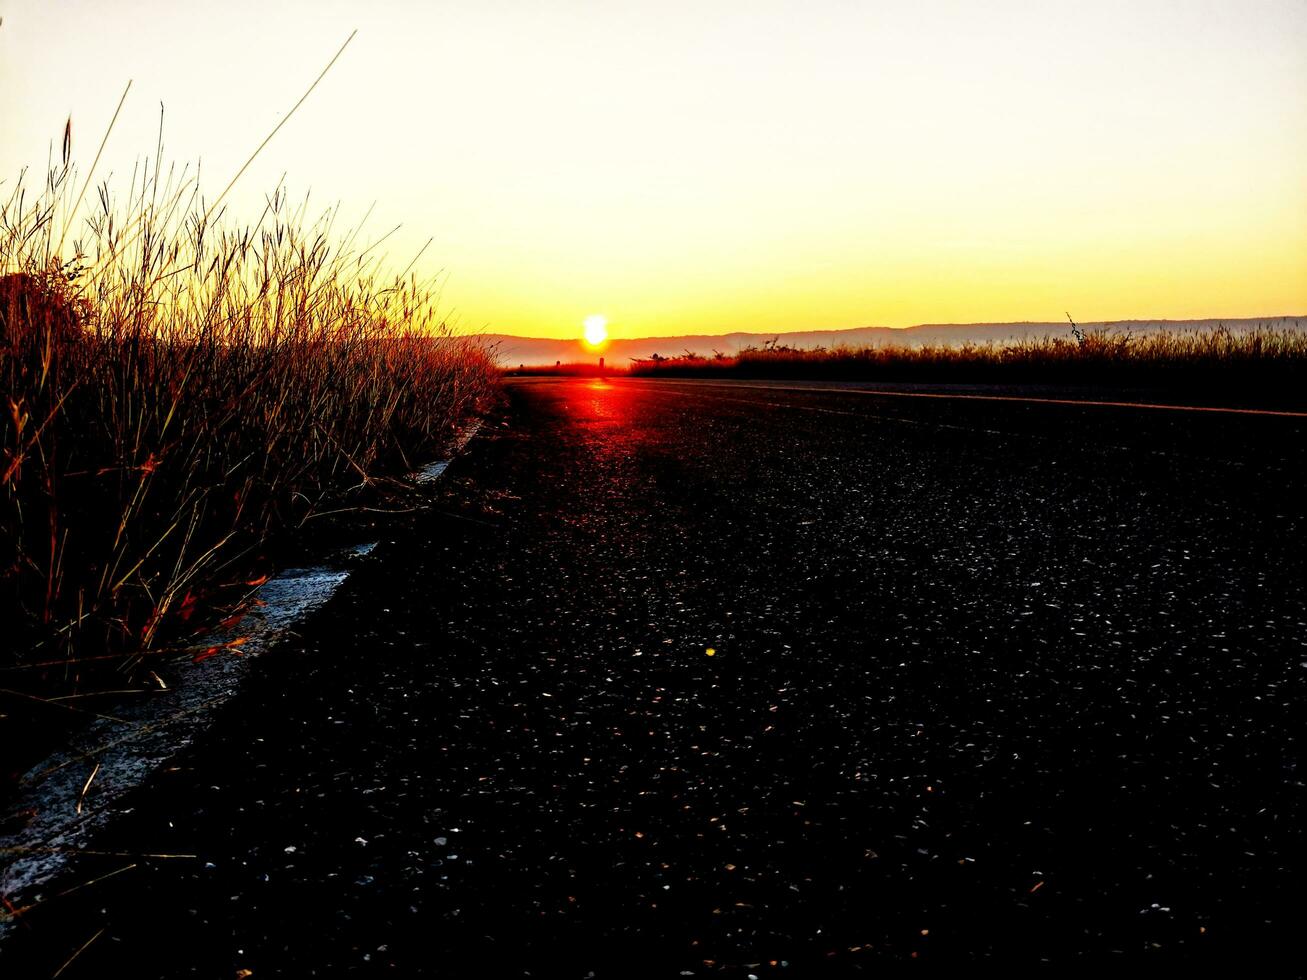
[1,159,496,673]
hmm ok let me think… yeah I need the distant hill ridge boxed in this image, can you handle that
[480,317,1307,366]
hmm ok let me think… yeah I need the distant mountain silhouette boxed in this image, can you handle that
[479,317,1307,367]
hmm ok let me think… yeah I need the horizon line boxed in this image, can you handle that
[471,314,1307,344]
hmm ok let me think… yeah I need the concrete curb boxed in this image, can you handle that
[0,421,483,933]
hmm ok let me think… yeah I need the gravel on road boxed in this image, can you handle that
[4,377,1305,977]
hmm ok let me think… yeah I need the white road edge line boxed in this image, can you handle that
[617,378,1307,419]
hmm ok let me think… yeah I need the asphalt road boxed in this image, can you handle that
[5,377,1306,977]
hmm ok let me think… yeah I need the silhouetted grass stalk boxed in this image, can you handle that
[1,157,496,673]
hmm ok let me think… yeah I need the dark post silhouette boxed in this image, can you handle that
[0,273,82,350]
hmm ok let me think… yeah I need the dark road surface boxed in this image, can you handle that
[5,378,1306,977]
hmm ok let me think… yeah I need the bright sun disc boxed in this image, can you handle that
[583,314,608,347]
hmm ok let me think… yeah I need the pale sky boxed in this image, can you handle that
[2,0,1304,339]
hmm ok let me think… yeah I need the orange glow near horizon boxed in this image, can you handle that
[1,2,1304,339]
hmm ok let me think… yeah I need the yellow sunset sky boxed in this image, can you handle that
[1,0,1304,340]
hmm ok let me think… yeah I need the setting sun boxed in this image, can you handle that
[583,314,608,348]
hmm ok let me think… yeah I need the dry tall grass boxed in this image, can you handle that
[1,158,496,674]
[629,328,1307,392]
